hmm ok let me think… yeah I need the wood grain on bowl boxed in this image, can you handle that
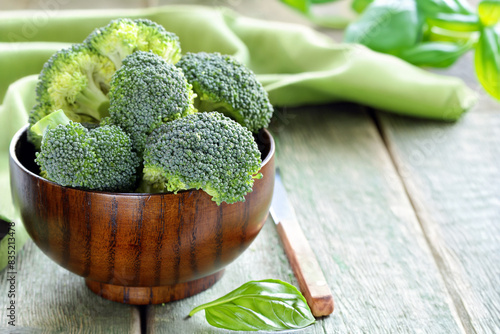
[9,125,275,305]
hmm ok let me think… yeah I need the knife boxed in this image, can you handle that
[270,169,334,317]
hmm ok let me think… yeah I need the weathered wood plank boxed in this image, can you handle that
[147,104,465,333]
[376,111,500,333]
[375,33,500,332]
[0,241,141,333]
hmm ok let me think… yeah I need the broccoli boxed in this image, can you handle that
[27,102,53,147]
[33,43,114,125]
[27,19,274,204]
[141,112,262,205]
[108,51,196,153]
[29,107,72,149]
[85,18,181,69]
[28,102,53,127]
[34,110,140,192]
[176,52,274,133]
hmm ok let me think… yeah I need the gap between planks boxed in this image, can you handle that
[368,109,473,334]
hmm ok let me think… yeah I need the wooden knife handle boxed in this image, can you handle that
[276,219,334,317]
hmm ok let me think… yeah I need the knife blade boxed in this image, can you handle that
[270,169,334,317]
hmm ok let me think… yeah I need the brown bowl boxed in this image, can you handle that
[9,125,275,305]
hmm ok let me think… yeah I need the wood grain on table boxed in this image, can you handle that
[0,242,141,333]
[0,0,498,333]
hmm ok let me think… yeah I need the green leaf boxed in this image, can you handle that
[417,0,473,16]
[311,0,339,3]
[478,0,500,27]
[475,25,500,100]
[427,13,481,32]
[189,279,316,331]
[279,0,339,14]
[280,0,310,13]
[352,0,375,13]
[428,26,479,43]
[344,0,422,54]
[399,41,472,67]
[454,0,475,14]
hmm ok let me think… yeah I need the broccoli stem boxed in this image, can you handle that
[105,51,124,69]
[195,98,245,125]
[75,79,110,122]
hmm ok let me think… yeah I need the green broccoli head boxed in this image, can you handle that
[108,51,196,153]
[35,111,140,192]
[34,43,114,124]
[176,52,274,133]
[142,112,262,205]
[85,18,181,69]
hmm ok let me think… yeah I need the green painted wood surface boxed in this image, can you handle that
[378,111,500,334]
[375,46,499,334]
[0,241,141,333]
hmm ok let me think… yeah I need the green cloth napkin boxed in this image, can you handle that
[0,76,35,271]
[0,5,477,271]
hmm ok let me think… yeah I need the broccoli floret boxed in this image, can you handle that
[28,102,54,147]
[141,112,262,205]
[108,51,196,153]
[34,43,114,124]
[176,52,274,133]
[85,18,181,69]
[29,109,71,149]
[34,110,140,192]
[28,102,53,127]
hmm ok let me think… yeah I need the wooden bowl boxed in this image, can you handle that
[9,125,275,305]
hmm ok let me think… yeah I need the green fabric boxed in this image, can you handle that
[0,76,35,271]
[0,5,477,270]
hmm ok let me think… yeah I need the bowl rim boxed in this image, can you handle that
[10,124,275,197]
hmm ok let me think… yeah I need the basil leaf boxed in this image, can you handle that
[352,0,375,13]
[344,0,421,54]
[280,0,310,13]
[311,0,339,3]
[428,26,478,43]
[475,25,500,100]
[478,0,500,27]
[417,0,472,16]
[427,13,481,32]
[189,279,316,331]
[399,41,472,67]
[279,0,339,14]
[453,0,475,14]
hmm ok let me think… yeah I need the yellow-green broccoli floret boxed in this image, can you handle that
[108,51,196,154]
[142,112,262,205]
[34,110,139,192]
[33,43,114,125]
[176,52,274,133]
[84,18,181,69]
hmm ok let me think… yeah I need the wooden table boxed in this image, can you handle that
[1,0,498,333]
